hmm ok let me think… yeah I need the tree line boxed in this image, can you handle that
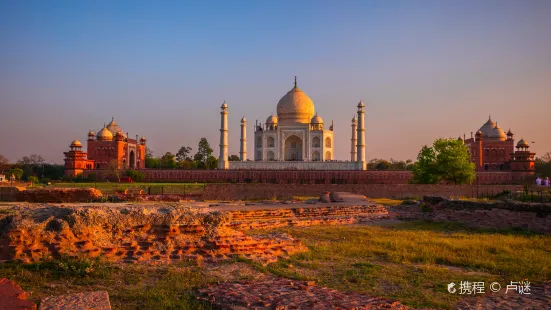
[536,151,551,178]
[145,137,240,169]
[0,153,64,183]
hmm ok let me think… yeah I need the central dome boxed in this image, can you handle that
[276,82,315,125]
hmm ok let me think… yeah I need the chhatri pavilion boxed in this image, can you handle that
[218,78,368,170]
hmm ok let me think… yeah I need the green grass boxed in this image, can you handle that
[3,222,549,309]
[45,182,206,195]
[243,221,551,309]
[0,258,212,309]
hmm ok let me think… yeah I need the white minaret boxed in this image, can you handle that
[356,100,366,169]
[240,116,247,161]
[218,101,229,169]
[350,115,357,161]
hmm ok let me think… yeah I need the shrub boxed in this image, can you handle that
[419,203,433,213]
[86,173,97,182]
[126,170,145,181]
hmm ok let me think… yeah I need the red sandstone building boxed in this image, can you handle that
[462,116,535,172]
[64,118,146,177]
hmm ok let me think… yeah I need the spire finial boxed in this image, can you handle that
[294,76,297,87]
[103,122,106,128]
[112,116,114,121]
[489,114,491,120]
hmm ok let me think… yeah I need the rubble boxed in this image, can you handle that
[39,291,112,310]
[197,278,411,309]
[0,204,305,265]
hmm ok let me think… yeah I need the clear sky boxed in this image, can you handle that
[1,0,550,163]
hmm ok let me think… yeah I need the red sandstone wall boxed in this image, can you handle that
[201,184,524,200]
[80,169,534,185]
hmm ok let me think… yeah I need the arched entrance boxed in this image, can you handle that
[129,150,135,168]
[285,135,302,161]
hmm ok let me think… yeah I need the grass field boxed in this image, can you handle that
[245,221,551,309]
[0,259,212,309]
[1,221,549,309]
[45,182,206,195]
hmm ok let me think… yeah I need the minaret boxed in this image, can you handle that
[356,100,366,169]
[218,101,229,169]
[351,116,357,161]
[240,116,247,161]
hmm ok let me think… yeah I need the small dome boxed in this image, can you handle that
[97,126,113,141]
[492,124,507,141]
[476,130,483,136]
[507,129,514,136]
[458,136,463,141]
[351,116,357,123]
[357,100,365,108]
[221,101,228,109]
[70,140,82,147]
[311,113,324,124]
[517,139,529,148]
[88,131,95,136]
[241,116,246,123]
[106,118,123,136]
[140,136,147,142]
[115,131,125,139]
[266,114,278,124]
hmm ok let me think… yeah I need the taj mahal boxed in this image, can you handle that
[218,78,367,170]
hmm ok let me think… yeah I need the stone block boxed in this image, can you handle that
[0,278,37,310]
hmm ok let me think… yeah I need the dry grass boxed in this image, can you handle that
[245,221,551,309]
[371,198,404,206]
[0,259,212,309]
[2,221,549,309]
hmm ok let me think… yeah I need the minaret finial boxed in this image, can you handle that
[489,114,491,120]
[112,116,114,121]
[294,76,297,87]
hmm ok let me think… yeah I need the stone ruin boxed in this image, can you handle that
[0,192,390,265]
[0,205,305,265]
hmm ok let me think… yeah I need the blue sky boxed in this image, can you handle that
[1,0,550,163]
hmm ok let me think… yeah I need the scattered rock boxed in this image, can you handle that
[198,277,411,309]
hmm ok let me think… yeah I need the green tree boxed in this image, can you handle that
[160,152,176,169]
[194,138,214,168]
[28,176,39,186]
[206,156,218,169]
[107,160,123,182]
[176,146,192,162]
[7,168,24,181]
[411,138,475,184]
[145,147,154,159]
[179,159,198,169]
[536,151,551,177]
[145,157,160,168]
[375,160,392,170]
[228,155,240,161]
[126,170,145,181]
